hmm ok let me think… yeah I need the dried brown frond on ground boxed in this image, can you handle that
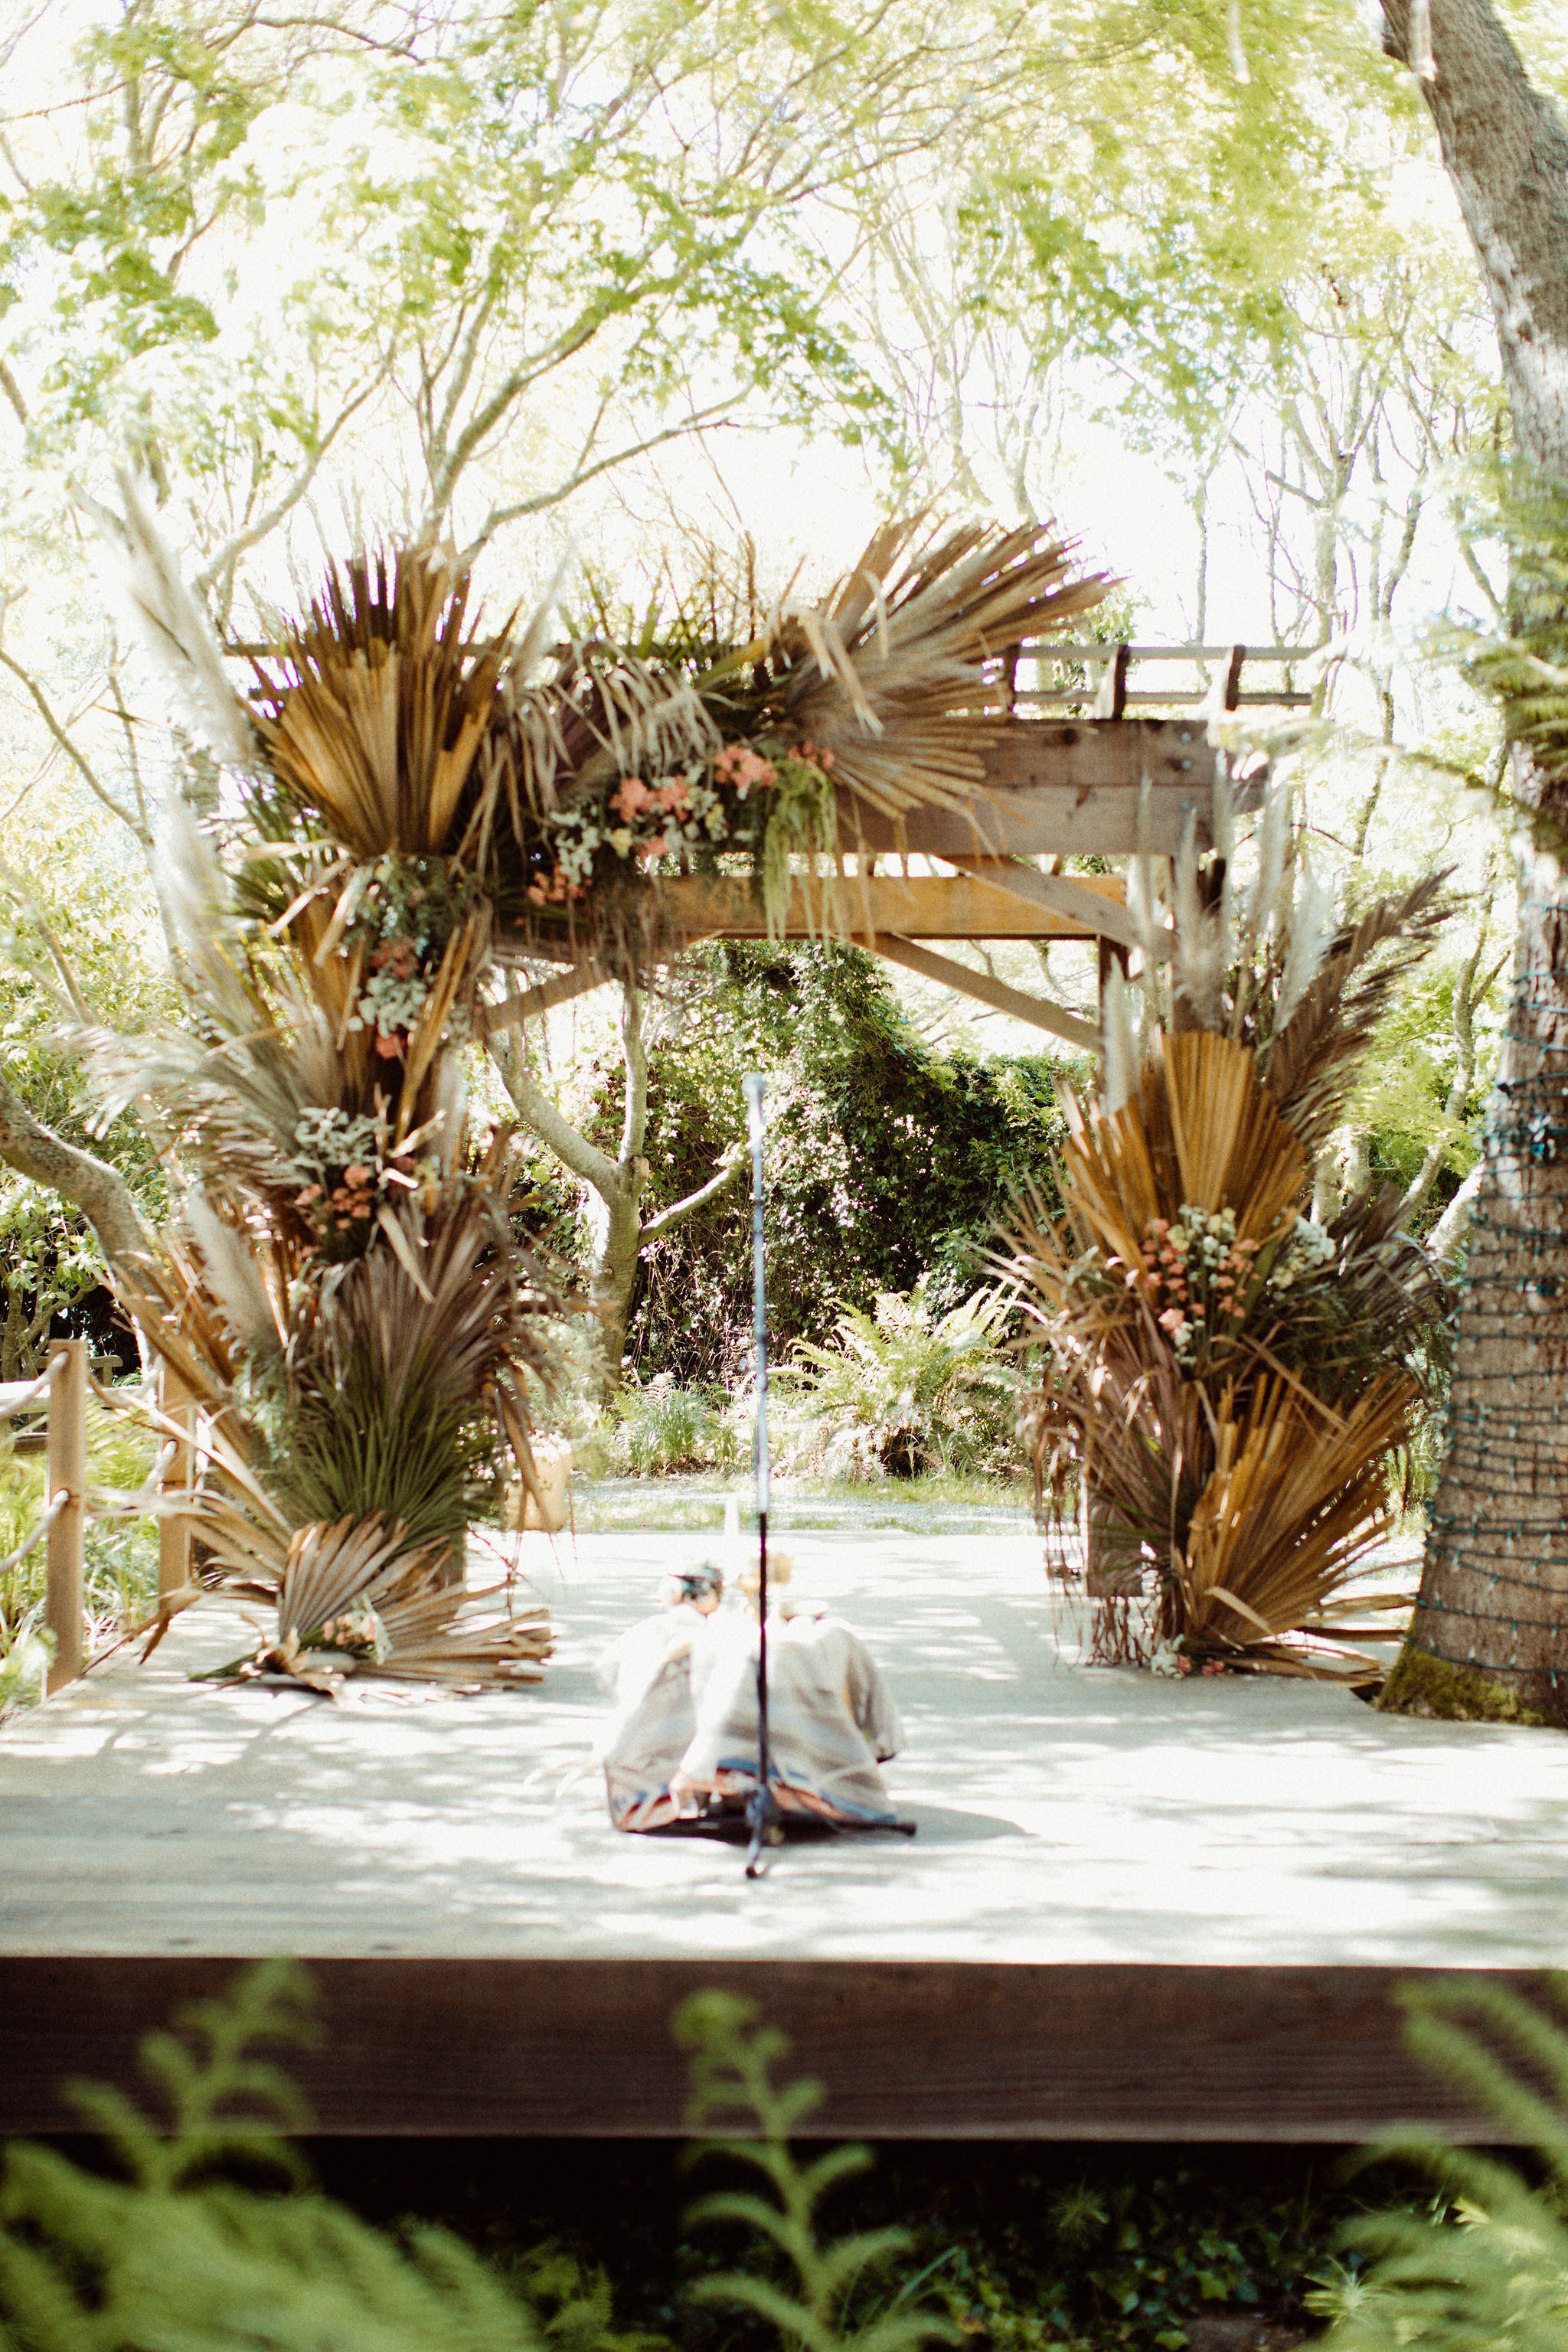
[201,1513,554,1697]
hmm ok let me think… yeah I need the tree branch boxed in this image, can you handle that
[640,1151,746,1242]
[193,359,395,598]
[485,1036,621,1199]
[0,647,143,835]
[0,1070,155,1273]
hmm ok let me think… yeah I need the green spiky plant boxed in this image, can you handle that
[676,1989,956,2352]
[1312,1975,1568,2352]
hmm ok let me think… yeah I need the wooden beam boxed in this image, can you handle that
[0,1956,1521,2141]
[939,858,1156,958]
[838,718,1251,858]
[658,873,1121,942]
[873,934,1099,1052]
[480,964,608,1034]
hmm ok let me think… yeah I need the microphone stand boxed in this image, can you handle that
[742,1072,781,1877]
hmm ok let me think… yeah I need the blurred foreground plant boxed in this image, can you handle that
[677,1988,956,2352]
[0,1958,659,2352]
[1315,1974,1568,2352]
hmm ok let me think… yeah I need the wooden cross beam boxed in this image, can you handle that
[487,718,1236,1045]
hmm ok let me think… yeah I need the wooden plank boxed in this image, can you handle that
[157,1367,193,1603]
[874,934,1099,1051]
[0,1957,1526,2141]
[44,1342,85,1695]
[837,719,1245,858]
[659,874,1119,944]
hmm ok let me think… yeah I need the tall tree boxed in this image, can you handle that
[1375,0,1568,1717]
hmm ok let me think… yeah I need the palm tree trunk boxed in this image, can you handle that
[1375,0,1568,1716]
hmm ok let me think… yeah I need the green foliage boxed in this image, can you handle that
[913,2161,1338,2352]
[775,1281,1015,1480]
[583,946,1071,1385]
[1459,467,1568,787]
[595,1378,743,1479]
[1320,1975,1568,2352]
[676,1990,956,2352]
[0,1958,654,2352]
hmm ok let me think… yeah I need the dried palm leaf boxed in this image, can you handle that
[249,547,520,862]
[1180,1373,1416,1647]
[1259,875,1452,1155]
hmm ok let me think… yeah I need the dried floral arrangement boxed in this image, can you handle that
[88,486,1106,1691]
[997,775,1453,1677]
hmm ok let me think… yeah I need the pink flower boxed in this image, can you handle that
[614,777,653,821]
[657,779,690,814]
[343,1165,371,1186]
[374,1033,404,1059]
[714,743,777,797]
[296,1184,322,1206]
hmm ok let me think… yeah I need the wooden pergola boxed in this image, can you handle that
[489,708,1262,1052]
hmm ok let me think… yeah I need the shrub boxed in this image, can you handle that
[598,1377,743,1478]
[774,1280,1016,1480]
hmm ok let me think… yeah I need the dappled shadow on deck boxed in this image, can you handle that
[3,1514,1566,1968]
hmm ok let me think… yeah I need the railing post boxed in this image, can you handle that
[158,1362,193,1601]
[44,1338,87,1694]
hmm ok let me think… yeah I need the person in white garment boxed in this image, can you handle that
[596,1555,904,1834]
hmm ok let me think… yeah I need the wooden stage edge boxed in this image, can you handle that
[0,1958,1527,2143]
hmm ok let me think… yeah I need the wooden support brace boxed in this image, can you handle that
[44,1340,86,1695]
[873,936,1100,1053]
[481,963,607,1034]
[939,857,1161,960]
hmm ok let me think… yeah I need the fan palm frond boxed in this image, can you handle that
[249,547,519,861]
[1180,1373,1416,1648]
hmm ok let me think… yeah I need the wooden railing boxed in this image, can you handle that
[0,1343,192,1697]
[1008,640,1316,717]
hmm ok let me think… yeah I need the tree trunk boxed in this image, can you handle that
[1377,0,1568,1717]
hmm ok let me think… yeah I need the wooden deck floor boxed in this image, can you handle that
[2,1504,1564,2138]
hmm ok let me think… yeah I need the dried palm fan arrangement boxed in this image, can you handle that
[998,772,1452,1676]
[88,488,1106,1692]
[227,514,1109,979]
